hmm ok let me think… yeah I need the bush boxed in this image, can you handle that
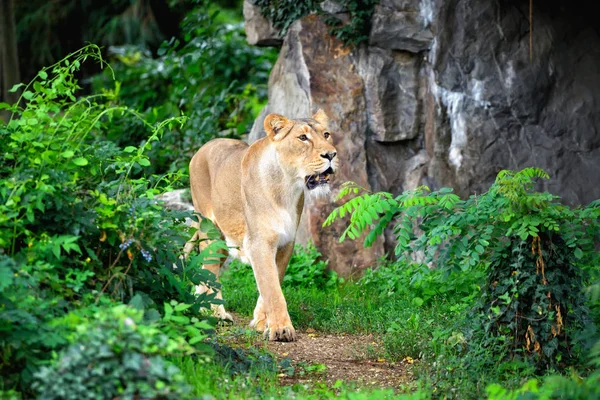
[487,339,600,399]
[0,45,222,396]
[32,305,192,400]
[326,168,600,369]
[359,260,484,306]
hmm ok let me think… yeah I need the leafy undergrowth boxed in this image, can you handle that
[212,246,480,398]
[214,243,600,399]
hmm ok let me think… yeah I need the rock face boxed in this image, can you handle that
[243,0,282,47]
[244,0,600,276]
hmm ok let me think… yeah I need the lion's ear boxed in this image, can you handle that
[312,109,329,127]
[264,113,292,141]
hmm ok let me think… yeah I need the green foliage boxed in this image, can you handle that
[323,0,380,46]
[15,0,194,81]
[283,244,342,289]
[226,244,341,292]
[92,3,277,176]
[326,168,600,371]
[0,46,224,396]
[255,0,315,36]
[32,305,192,399]
[255,0,379,46]
[486,339,600,399]
[359,260,484,305]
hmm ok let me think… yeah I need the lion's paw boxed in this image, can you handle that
[265,324,296,342]
[249,317,266,332]
[212,304,233,323]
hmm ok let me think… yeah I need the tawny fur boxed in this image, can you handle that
[184,110,338,341]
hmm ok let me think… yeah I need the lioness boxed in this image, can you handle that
[184,110,338,341]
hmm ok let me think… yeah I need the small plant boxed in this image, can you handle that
[283,244,342,289]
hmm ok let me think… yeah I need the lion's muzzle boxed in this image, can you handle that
[305,167,334,190]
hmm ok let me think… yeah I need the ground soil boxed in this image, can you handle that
[222,313,415,390]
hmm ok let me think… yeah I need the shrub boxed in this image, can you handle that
[487,338,600,399]
[0,45,222,395]
[326,168,600,369]
[32,305,192,400]
[359,260,484,306]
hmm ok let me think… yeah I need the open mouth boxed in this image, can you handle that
[305,167,334,190]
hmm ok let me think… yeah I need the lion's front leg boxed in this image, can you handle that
[246,239,296,342]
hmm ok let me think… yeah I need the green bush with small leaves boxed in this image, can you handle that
[0,45,224,396]
[32,305,193,400]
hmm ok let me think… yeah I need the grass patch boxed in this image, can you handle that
[220,248,479,364]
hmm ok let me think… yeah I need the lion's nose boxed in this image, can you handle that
[320,151,337,161]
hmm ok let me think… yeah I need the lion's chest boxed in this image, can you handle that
[268,207,297,248]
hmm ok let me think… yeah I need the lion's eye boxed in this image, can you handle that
[323,132,330,139]
[298,134,308,141]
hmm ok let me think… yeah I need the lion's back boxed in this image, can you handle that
[189,139,249,242]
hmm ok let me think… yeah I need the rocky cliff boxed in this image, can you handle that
[244,0,600,276]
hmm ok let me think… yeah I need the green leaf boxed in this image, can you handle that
[412,297,424,307]
[574,248,583,259]
[72,157,89,166]
[189,335,208,345]
[164,303,173,321]
[23,91,34,100]
[52,243,61,259]
[170,315,190,324]
[0,266,14,291]
[38,70,48,80]
[137,158,151,167]
[123,146,137,153]
[9,83,25,92]
[174,303,192,312]
[60,150,75,158]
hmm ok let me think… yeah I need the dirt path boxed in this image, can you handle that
[223,313,414,390]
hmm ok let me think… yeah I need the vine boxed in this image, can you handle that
[254,0,379,46]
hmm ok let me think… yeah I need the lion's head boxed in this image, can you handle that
[263,109,338,195]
